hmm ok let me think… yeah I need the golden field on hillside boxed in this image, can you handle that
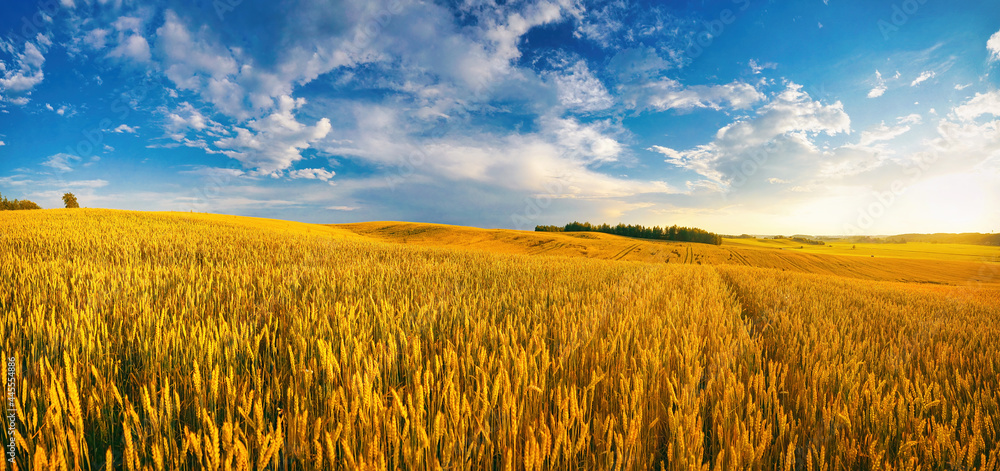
[336,222,1000,286]
[5,209,1000,470]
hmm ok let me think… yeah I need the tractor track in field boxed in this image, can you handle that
[683,246,694,264]
[612,243,640,260]
[729,249,751,266]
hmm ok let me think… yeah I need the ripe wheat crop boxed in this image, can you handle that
[3,209,998,470]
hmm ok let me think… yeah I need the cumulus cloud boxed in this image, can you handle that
[82,28,109,50]
[114,124,138,133]
[649,83,851,188]
[214,96,332,174]
[910,71,935,87]
[714,84,850,147]
[79,0,584,183]
[154,11,245,115]
[0,41,46,103]
[108,34,151,62]
[989,29,1000,61]
[624,79,764,112]
[0,141,5,146]
[542,116,624,164]
[139,0,577,122]
[953,91,1000,121]
[162,102,218,134]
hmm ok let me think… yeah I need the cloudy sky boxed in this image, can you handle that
[1,0,998,235]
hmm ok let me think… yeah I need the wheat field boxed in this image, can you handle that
[4,209,1000,470]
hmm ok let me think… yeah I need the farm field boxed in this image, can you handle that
[5,209,1000,470]
[336,221,1000,286]
[724,237,1000,263]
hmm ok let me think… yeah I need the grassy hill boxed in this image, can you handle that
[335,221,1000,286]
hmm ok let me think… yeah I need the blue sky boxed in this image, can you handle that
[1,0,998,235]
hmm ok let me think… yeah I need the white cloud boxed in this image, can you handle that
[289,168,336,181]
[163,102,217,134]
[867,70,886,98]
[320,104,673,202]
[625,79,764,112]
[41,153,81,172]
[0,41,46,102]
[953,91,1000,121]
[0,141,5,146]
[327,206,358,211]
[867,87,886,98]
[82,29,109,50]
[955,83,971,90]
[714,84,850,148]
[180,166,246,179]
[214,96,332,174]
[114,124,138,133]
[542,116,623,164]
[64,179,109,189]
[45,103,72,116]
[989,29,1000,61]
[154,11,244,115]
[749,59,777,74]
[571,1,626,47]
[108,34,151,62]
[607,47,674,81]
[548,61,613,112]
[897,113,922,125]
[768,177,789,184]
[94,16,153,63]
[145,1,576,122]
[910,70,935,87]
[859,122,911,146]
[63,1,590,184]
[649,83,851,188]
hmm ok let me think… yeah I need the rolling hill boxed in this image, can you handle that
[334,221,1000,287]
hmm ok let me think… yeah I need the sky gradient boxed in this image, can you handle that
[1,0,999,235]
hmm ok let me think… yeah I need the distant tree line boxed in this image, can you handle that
[791,237,825,246]
[536,221,723,245]
[0,192,41,211]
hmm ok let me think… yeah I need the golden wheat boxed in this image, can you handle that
[3,209,999,469]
